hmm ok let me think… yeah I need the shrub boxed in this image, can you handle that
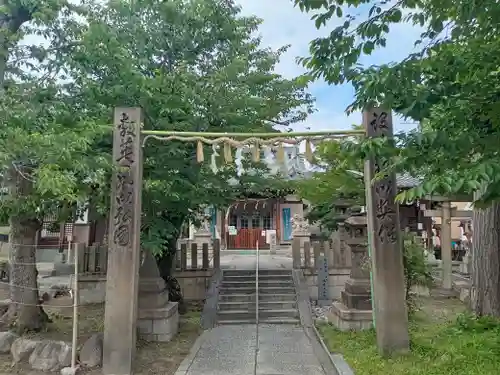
[402,232,434,314]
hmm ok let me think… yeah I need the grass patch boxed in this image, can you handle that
[318,297,500,375]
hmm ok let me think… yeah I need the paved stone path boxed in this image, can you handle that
[175,324,327,375]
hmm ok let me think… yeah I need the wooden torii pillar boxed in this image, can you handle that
[422,202,472,290]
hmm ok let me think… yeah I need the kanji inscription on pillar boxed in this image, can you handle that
[317,254,330,307]
[113,112,137,247]
[363,107,409,354]
[103,108,143,375]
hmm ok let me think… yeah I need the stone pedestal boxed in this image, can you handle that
[327,214,373,331]
[291,213,311,248]
[293,232,310,248]
[137,250,179,342]
[194,230,212,250]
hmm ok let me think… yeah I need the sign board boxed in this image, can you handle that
[269,232,277,254]
[265,230,277,244]
[261,230,266,237]
[228,226,237,235]
[317,254,330,307]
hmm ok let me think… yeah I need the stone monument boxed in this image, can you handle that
[327,213,373,330]
[364,107,409,353]
[103,108,143,375]
[316,253,330,307]
[137,249,179,342]
[268,230,277,254]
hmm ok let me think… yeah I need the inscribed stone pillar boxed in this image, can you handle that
[363,107,409,355]
[440,201,453,289]
[341,215,371,310]
[103,108,143,375]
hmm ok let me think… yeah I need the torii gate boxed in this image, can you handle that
[422,199,473,290]
[101,107,409,374]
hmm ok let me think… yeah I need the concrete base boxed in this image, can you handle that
[341,290,372,310]
[430,287,458,299]
[326,301,373,331]
[53,262,74,276]
[138,301,179,342]
[304,268,350,301]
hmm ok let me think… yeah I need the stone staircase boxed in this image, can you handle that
[216,269,300,325]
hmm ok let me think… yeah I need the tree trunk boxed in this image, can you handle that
[470,202,500,316]
[0,3,48,332]
[1,166,50,332]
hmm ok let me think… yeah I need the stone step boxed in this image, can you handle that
[222,269,292,277]
[223,274,294,282]
[217,308,299,321]
[219,286,296,295]
[217,317,301,325]
[221,280,294,288]
[218,293,297,302]
[217,300,297,311]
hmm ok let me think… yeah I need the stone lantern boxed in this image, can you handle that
[327,212,373,331]
[341,213,372,310]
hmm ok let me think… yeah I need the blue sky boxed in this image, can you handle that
[236,0,422,132]
[23,0,421,132]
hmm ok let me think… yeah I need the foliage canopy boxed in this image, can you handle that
[1,0,315,255]
[294,0,500,206]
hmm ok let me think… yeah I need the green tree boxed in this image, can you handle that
[1,0,314,331]
[296,126,364,232]
[0,0,109,331]
[295,0,500,315]
[68,0,314,272]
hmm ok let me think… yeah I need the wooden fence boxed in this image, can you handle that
[77,243,108,275]
[77,238,221,275]
[176,239,221,271]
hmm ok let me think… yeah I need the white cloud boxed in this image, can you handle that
[237,0,322,78]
